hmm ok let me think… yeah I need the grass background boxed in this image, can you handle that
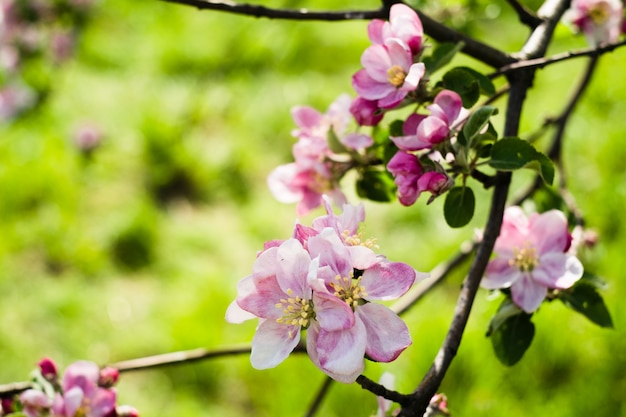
[0,0,625,416]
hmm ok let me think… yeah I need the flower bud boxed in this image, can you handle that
[38,357,58,380]
[116,405,140,417]
[349,96,383,126]
[98,367,120,388]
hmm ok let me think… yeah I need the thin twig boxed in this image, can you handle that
[495,39,626,77]
[109,345,254,372]
[303,377,334,417]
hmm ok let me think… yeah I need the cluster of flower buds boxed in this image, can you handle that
[1,358,138,417]
[227,198,427,382]
[268,4,469,214]
[0,0,95,120]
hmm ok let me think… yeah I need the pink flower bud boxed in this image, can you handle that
[116,405,140,417]
[349,96,383,126]
[73,123,104,154]
[38,357,58,380]
[98,367,120,388]
[1,398,14,414]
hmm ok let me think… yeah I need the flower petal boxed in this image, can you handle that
[361,44,393,82]
[482,258,520,289]
[251,319,300,369]
[356,303,411,362]
[534,252,583,289]
[352,69,395,101]
[313,291,356,331]
[511,274,547,313]
[361,260,418,300]
[314,319,367,383]
[275,239,311,296]
[529,210,570,254]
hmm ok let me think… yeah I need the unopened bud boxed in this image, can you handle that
[98,367,119,388]
[38,357,58,380]
[116,405,140,417]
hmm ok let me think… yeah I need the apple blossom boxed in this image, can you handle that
[20,390,52,417]
[564,0,623,45]
[51,360,117,417]
[353,39,425,109]
[367,3,424,56]
[482,207,584,313]
[306,228,423,381]
[268,95,359,215]
[225,238,355,370]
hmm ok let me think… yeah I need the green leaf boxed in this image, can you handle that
[423,42,465,74]
[356,169,396,202]
[463,106,498,146]
[441,67,480,108]
[327,129,349,154]
[490,309,535,366]
[456,66,496,96]
[488,137,555,184]
[388,119,405,137]
[560,280,614,328]
[443,186,475,228]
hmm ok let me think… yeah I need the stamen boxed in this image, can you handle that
[275,289,315,328]
[387,65,407,87]
[509,243,539,272]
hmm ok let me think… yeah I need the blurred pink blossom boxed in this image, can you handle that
[482,207,584,313]
[564,0,623,45]
[51,361,117,417]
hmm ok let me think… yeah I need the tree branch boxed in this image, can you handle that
[505,0,542,29]
[159,0,515,68]
[356,375,413,404]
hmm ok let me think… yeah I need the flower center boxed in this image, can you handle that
[275,289,315,330]
[387,65,407,87]
[329,273,368,308]
[589,1,611,24]
[341,230,378,249]
[509,244,538,272]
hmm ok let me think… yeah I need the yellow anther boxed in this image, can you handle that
[509,243,539,272]
[387,65,407,87]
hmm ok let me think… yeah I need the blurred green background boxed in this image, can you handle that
[0,0,624,416]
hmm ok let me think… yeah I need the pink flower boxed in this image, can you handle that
[482,207,584,313]
[352,39,425,109]
[267,162,347,216]
[225,238,355,370]
[306,228,422,381]
[564,0,623,45]
[268,95,355,215]
[368,3,424,56]
[391,90,467,151]
[51,361,117,417]
[20,390,52,417]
